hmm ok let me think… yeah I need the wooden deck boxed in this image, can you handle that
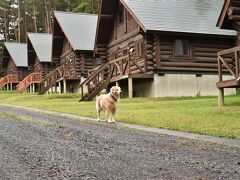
[79,55,153,101]
[217,45,240,106]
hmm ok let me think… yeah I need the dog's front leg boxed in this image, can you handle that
[106,111,112,123]
[111,108,116,122]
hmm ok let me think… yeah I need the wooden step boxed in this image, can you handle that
[79,63,110,101]
[217,79,240,88]
[17,72,42,93]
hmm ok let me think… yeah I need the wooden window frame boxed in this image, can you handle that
[173,39,192,59]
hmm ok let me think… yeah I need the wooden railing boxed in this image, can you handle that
[217,46,240,86]
[16,72,42,93]
[79,63,110,101]
[79,54,146,101]
[0,74,19,89]
[109,54,145,81]
[38,64,69,95]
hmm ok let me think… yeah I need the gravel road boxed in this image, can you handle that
[0,105,239,180]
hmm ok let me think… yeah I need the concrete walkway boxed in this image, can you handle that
[1,104,240,147]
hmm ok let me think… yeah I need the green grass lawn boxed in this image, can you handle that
[0,91,240,139]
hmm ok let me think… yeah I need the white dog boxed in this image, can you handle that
[96,86,122,123]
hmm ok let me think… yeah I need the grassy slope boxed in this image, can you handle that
[0,91,239,139]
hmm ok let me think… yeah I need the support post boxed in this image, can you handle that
[58,81,61,94]
[55,85,57,94]
[63,79,67,94]
[33,83,35,93]
[10,83,12,91]
[218,88,224,107]
[7,84,9,91]
[128,78,133,98]
[116,81,120,99]
[30,84,32,93]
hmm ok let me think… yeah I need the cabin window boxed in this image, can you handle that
[118,4,124,24]
[174,39,190,57]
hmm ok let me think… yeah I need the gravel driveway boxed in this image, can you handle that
[0,105,239,180]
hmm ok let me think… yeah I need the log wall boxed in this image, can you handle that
[151,35,235,72]
[60,38,95,78]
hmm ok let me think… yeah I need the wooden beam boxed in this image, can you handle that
[229,15,240,21]
[217,0,231,28]
[28,50,35,53]
[53,36,64,40]
[155,35,161,69]
[63,79,67,93]
[100,14,114,19]
[217,45,240,56]
[216,79,240,88]
[128,77,133,98]
[108,29,139,48]
[218,88,224,107]
[218,56,236,77]
[228,7,240,15]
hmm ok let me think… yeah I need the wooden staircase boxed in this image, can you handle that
[0,74,19,89]
[16,72,42,93]
[38,65,68,95]
[79,62,110,101]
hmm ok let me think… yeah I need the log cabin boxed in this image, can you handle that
[216,0,240,106]
[79,0,238,101]
[38,11,98,94]
[1,42,28,91]
[16,33,54,93]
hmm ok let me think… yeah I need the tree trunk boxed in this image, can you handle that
[18,0,21,42]
[32,0,38,33]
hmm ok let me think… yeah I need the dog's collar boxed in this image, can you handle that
[110,94,118,102]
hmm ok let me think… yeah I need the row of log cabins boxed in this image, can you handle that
[0,0,239,101]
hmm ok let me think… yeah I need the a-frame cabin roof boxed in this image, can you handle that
[27,33,52,63]
[122,0,235,36]
[96,0,235,45]
[54,11,98,51]
[2,42,27,68]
